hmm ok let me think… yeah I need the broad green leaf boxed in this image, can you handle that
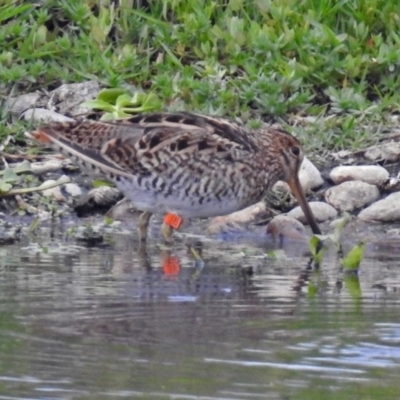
[341,241,365,270]
[97,88,128,103]
[141,93,161,108]
[0,181,12,193]
[3,167,20,183]
[116,93,134,107]
[82,99,116,112]
[13,160,32,175]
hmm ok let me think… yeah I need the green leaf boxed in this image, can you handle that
[100,112,119,121]
[92,179,114,188]
[104,215,114,225]
[0,4,33,24]
[2,167,20,183]
[13,160,32,175]
[141,92,161,108]
[0,181,12,194]
[341,241,365,270]
[116,93,134,107]
[309,236,325,264]
[82,99,116,112]
[97,88,128,103]
[160,42,183,68]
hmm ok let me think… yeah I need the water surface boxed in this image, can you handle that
[1,231,400,399]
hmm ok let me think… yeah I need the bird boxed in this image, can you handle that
[26,112,321,244]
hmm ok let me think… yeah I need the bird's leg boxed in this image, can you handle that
[161,213,183,245]
[160,222,174,245]
[138,211,153,243]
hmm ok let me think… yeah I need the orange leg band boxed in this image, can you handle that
[164,213,183,230]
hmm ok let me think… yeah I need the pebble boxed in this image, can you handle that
[364,142,400,162]
[273,157,323,194]
[5,92,44,115]
[51,81,100,115]
[358,192,400,222]
[330,165,389,186]
[39,180,65,201]
[324,181,380,212]
[287,201,338,224]
[64,183,82,197]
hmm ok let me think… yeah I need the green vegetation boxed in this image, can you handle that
[1,0,400,152]
[82,88,161,119]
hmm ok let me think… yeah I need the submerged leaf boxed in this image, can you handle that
[344,272,362,299]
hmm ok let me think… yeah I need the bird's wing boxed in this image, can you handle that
[27,112,257,180]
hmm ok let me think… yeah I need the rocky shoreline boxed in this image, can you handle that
[3,81,400,247]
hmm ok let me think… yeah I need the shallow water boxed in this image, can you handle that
[1,231,400,400]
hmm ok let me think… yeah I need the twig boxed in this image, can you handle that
[0,176,70,197]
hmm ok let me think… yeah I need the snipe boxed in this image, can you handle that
[27,112,321,242]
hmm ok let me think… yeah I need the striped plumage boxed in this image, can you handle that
[27,112,321,242]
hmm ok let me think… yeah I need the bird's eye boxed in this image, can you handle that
[290,146,301,157]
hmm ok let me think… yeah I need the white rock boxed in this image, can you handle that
[39,180,64,201]
[273,157,323,194]
[287,201,337,224]
[324,181,380,212]
[358,192,400,222]
[22,108,75,123]
[64,182,82,197]
[364,142,400,162]
[51,80,101,115]
[5,92,43,114]
[330,165,389,186]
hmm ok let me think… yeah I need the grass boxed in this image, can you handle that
[1,0,400,154]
